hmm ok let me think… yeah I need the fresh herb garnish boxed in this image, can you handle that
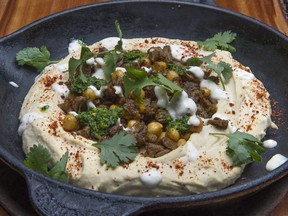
[68,46,95,81]
[40,105,50,112]
[93,131,138,168]
[167,63,187,75]
[77,107,123,140]
[114,20,123,51]
[123,68,183,102]
[70,76,107,94]
[24,144,69,183]
[210,131,265,165]
[200,53,233,90]
[165,115,190,134]
[197,31,237,52]
[16,46,57,71]
[103,51,118,77]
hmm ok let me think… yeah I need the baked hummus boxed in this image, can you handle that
[18,34,276,196]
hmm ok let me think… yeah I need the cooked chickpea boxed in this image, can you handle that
[166,128,180,142]
[152,61,167,72]
[63,114,80,131]
[177,139,186,146]
[141,57,152,67]
[111,69,125,80]
[82,88,97,100]
[127,120,137,128]
[109,104,118,110]
[147,122,163,137]
[166,70,179,81]
[130,89,145,99]
[201,87,211,97]
[137,102,146,113]
[189,117,204,133]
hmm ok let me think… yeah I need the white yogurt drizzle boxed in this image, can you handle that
[200,80,228,100]
[186,141,200,162]
[18,112,44,135]
[266,154,288,171]
[51,83,69,98]
[9,81,19,88]
[95,57,105,66]
[113,86,124,97]
[263,139,277,148]
[87,101,96,110]
[234,68,255,80]
[69,111,78,116]
[169,45,185,61]
[140,168,162,188]
[56,63,68,73]
[187,66,204,80]
[92,68,106,80]
[154,86,199,126]
[86,57,95,65]
[68,39,82,54]
[88,85,108,98]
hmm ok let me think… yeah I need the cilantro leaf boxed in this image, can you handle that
[200,53,233,90]
[197,31,237,52]
[210,131,265,165]
[16,46,51,71]
[103,51,118,77]
[68,46,94,81]
[155,73,183,93]
[123,68,183,102]
[114,20,123,51]
[24,144,69,183]
[123,68,156,99]
[93,131,138,168]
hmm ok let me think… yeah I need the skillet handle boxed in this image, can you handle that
[24,172,153,216]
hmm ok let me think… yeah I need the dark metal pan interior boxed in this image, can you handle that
[0,1,287,215]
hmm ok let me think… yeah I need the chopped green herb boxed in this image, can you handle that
[165,115,190,134]
[24,144,69,183]
[16,46,55,71]
[167,63,187,75]
[93,131,138,168]
[77,107,123,140]
[197,31,237,52]
[123,51,146,63]
[40,105,50,112]
[210,131,265,165]
[70,76,107,94]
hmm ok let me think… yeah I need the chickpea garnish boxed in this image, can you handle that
[201,87,211,97]
[82,88,97,100]
[141,57,152,67]
[152,61,167,72]
[166,128,180,142]
[109,104,118,110]
[111,69,125,80]
[63,114,80,131]
[130,89,145,99]
[127,120,137,128]
[166,70,179,81]
[177,139,186,146]
[189,117,204,133]
[147,122,163,137]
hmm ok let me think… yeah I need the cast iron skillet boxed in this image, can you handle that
[0,1,287,215]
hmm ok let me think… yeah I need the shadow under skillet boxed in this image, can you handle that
[0,159,287,216]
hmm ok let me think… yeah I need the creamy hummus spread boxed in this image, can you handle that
[18,37,275,196]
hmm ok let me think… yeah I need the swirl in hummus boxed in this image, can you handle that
[18,37,276,196]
